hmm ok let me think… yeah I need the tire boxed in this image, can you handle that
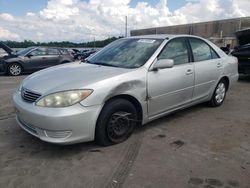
[8,63,22,76]
[95,99,138,146]
[209,79,227,107]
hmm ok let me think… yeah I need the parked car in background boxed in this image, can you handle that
[220,47,230,54]
[71,48,97,60]
[0,42,14,57]
[231,44,250,74]
[13,35,238,146]
[0,44,74,76]
[70,48,87,60]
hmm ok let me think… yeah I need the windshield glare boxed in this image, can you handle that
[88,38,163,68]
[16,47,35,56]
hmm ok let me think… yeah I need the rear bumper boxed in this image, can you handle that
[229,73,239,89]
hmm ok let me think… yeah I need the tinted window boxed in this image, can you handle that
[189,38,219,62]
[158,38,189,65]
[48,48,60,55]
[30,48,47,56]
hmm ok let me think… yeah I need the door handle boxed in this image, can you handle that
[217,63,222,67]
[186,69,193,75]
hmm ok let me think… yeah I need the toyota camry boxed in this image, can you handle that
[13,35,238,146]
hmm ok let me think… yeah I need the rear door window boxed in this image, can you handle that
[47,48,60,55]
[30,48,47,56]
[189,38,219,62]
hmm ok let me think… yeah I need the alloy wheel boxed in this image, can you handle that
[215,82,226,104]
[9,64,21,76]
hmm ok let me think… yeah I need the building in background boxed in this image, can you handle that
[131,17,250,48]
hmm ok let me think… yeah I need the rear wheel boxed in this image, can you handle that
[8,63,22,76]
[95,99,138,146]
[209,79,227,107]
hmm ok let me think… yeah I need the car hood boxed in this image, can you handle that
[0,42,13,55]
[22,62,133,94]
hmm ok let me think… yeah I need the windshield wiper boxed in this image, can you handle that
[94,62,120,68]
[82,60,123,68]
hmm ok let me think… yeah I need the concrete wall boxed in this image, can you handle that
[130,17,250,47]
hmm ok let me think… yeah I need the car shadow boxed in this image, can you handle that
[15,133,98,160]
[13,102,207,159]
[137,103,207,133]
[0,73,30,76]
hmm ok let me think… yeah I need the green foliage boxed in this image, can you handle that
[0,36,123,48]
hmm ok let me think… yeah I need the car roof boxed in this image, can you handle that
[127,34,226,58]
[241,44,250,48]
[235,44,250,50]
[128,34,201,40]
[31,46,67,50]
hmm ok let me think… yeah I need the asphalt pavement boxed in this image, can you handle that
[0,75,250,188]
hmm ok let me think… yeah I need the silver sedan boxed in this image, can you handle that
[13,35,238,145]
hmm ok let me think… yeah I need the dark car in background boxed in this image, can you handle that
[71,48,97,60]
[0,43,74,76]
[231,44,250,74]
[220,47,230,54]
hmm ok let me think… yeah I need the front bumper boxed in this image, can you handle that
[13,91,102,144]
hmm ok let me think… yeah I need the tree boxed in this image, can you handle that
[0,36,123,48]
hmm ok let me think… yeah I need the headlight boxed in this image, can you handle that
[36,89,93,107]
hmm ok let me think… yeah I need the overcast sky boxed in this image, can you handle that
[0,0,249,42]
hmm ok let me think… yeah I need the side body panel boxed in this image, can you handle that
[192,58,224,102]
[147,64,194,117]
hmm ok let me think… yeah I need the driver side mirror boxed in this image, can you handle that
[26,54,33,58]
[152,59,174,71]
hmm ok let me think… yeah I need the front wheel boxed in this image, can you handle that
[8,63,22,76]
[209,79,227,107]
[95,99,138,146]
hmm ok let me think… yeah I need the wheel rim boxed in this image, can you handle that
[107,111,134,143]
[9,64,21,75]
[215,82,226,104]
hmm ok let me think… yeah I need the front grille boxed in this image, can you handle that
[21,87,41,103]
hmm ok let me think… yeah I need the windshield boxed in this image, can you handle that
[16,47,35,56]
[88,38,163,68]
